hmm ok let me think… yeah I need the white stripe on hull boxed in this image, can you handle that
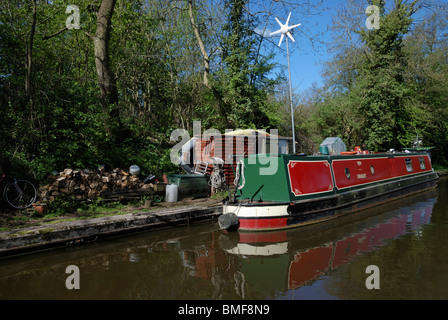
[224,204,289,218]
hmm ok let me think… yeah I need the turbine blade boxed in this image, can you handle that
[286,12,291,25]
[289,23,301,30]
[287,32,295,42]
[275,17,283,27]
[270,29,283,36]
[278,34,285,46]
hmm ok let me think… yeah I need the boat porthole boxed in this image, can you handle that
[345,168,351,179]
[370,165,375,175]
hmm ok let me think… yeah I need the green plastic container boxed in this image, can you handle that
[167,174,210,200]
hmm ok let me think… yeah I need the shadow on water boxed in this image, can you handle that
[1,177,447,299]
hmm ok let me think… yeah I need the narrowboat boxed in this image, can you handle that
[220,140,438,232]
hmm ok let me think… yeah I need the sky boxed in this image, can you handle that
[267,0,347,94]
[271,0,446,95]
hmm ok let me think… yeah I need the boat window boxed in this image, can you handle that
[370,165,375,175]
[405,158,413,172]
[345,168,351,179]
[419,157,426,170]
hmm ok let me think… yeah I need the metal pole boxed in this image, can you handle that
[286,37,296,154]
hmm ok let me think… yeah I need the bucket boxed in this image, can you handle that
[166,184,178,203]
[129,165,140,176]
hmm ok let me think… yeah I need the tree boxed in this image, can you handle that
[354,0,419,151]
[402,3,448,163]
[93,0,121,135]
[41,0,123,137]
[320,0,435,152]
[212,0,279,129]
[188,0,211,87]
[25,0,37,109]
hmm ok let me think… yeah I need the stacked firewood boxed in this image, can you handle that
[39,167,152,203]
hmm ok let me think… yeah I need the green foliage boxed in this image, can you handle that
[354,0,415,151]
[1,0,447,197]
[303,0,448,161]
[212,0,281,129]
[47,194,81,216]
[0,0,284,186]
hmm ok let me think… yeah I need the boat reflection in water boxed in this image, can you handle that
[0,188,439,300]
[218,190,437,294]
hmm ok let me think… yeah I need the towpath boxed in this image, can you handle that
[0,201,222,258]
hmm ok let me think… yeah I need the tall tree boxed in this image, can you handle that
[25,0,37,108]
[94,0,121,135]
[402,4,448,163]
[213,0,279,129]
[188,0,211,88]
[42,0,121,135]
[355,0,418,151]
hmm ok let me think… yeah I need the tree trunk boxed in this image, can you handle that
[94,0,121,134]
[41,0,124,139]
[188,0,210,88]
[25,0,37,114]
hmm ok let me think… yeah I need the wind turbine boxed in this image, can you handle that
[271,12,301,154]
[271,12,301,47]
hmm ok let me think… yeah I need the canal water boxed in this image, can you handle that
[1,177,448,300]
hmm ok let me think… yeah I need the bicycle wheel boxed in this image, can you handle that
[3,179,37,210]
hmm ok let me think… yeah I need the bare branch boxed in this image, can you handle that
[42,27,68,40]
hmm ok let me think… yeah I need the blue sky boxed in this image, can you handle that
[268,0,347,94]
[269,0,446,94]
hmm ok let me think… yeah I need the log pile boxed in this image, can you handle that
[39,168,153,203]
